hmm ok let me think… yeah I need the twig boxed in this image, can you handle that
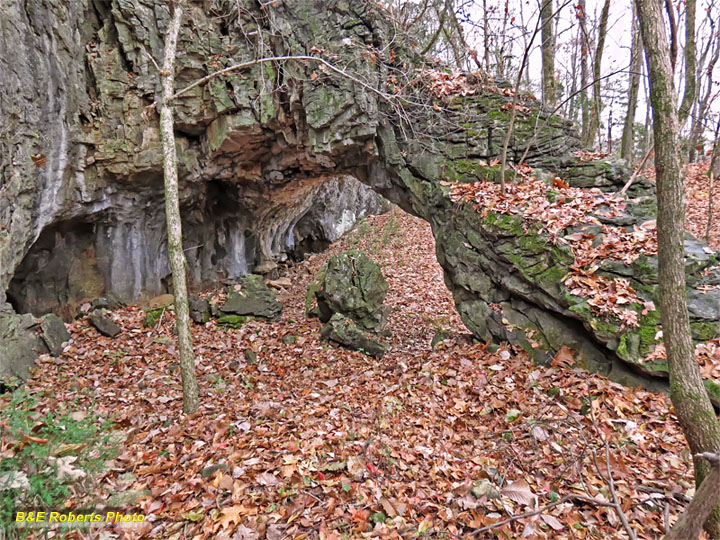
[301,489,323,503]
[706,171,715,244]
[471,493,616,535]
[590,404,637,540]
[620,146,653,195]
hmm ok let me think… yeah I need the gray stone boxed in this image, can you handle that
[200,464,228,478]
[221,275,283,320]
[39,314,70,356]
[89,311,122,338]
[320,313,388,358]
[0,313,47,380]
[189,295,210,324]
[313,250,390,333]
[688,289,720,321]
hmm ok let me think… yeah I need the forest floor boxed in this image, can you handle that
[11,161,720,540]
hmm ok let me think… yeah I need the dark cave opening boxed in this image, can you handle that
[8,220,105,321]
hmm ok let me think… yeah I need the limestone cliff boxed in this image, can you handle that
[0,0,387,320]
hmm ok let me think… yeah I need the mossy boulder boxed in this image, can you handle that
[220,275,283,320]
[217,315,250,329]
[320,313,388,358]
[313,250,390,333]
[143,307,168,328]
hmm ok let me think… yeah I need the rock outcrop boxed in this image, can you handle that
[1,0,719,395]
[310,251,390,356]
[0,0,386,320]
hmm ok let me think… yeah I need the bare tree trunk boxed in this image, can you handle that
[678,0,697,127]
[584,0,610,148]
[666,454,720,540]
[159,0,199,415]
[496,0,510,79]
[567,30,580,121]
[482,0,491,71]
[635,0,720,538]
[689,33,719,161]
[578,0,590,139]
[665,0,679,69]
[540,0,556,108]
[621,13,642,162]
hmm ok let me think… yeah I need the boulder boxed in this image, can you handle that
[220,275,283,320]
[0,310,72,380]
[320,313,388,358]
[313,250,390,333]
[39,314,70,356]
[147,294,175,309]
[89,311,122,337]
[0,312,48,380]
[189,295,210,324]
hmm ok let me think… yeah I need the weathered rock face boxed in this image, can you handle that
[0,307,70,380]
[2,0,719,395]
[0,0,386,319]
[310,250,390,356]
[313,251,390,333]
[320,313,388,358]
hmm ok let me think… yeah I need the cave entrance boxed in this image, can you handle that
[8,220,105,321]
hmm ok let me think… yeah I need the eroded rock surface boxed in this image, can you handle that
[310,251,390,356]
[314,251,390,333]
[221,275,283,320]
[320,313,388,359]
[0,307,69,379]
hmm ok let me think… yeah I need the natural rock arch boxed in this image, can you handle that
[2,0,720,394]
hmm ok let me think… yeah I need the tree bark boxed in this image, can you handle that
[665,0,679,69]
[584,0,610,148]
[159,0,199,415]
[540,0,556,108]
[620,13,642,162]
[678,0,697,127]
[578,1,590,134]
[635,0,720,537]
[496,0,511,79]
[666,454,720,540]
